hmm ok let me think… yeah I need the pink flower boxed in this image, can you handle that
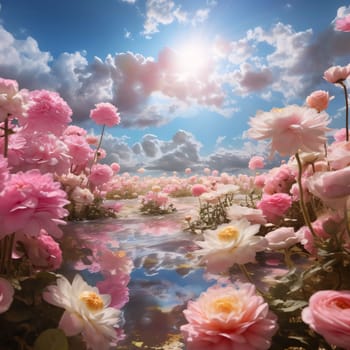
[64,134,93,167]
[248,156,265,170]
[226,204,267,225]
[0,170,69,238]
[185,167,192,174]
[306,90,332,112]
[248,105,330,157]
[324,65,350,84]
[0,77,27,122]
[89,164,114,186]
[23,90,72,135]
[181,283,278,350]
[0,277,14,313]
[306,166,350,209]
[327,140,350,170]
[18,230,62,270]
[191,184,208,197]
[110,162,120,173]
[263,164,296,195]
[302,290,350,349]
[257,193,292,224]
[334,128,347,142]
[97,274,130,309]
[90,102,121,127]
[335,13,350,32]
[265,227,299,250]
[63,125,87,137]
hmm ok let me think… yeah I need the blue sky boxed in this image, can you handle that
[1,0,350,174]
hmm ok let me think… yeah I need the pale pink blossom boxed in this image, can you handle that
[64,134,93,167]
[0,170,69,238]
[248,105,330,157]
[18,230,62,270]
[302,290,350,349]
[306,90,332,112]
[191,184,208,197]
[263,164,296,195]
[71,187,94,205]
[63,125,87,137]
[306,166,350,209]
[110,162,120,173]
[194,219,267,273]
[185,167,192,174]
[22,90,72,135]
[327,140,350,170]
[248,155,265,170]
[324,65,350,84]
[0,154,9,192]
[43,274,123,350]
[86,134,99,145]
[0,77,27,122]
[334,128,347,142]
[265,227,299,250]
[0,277,14,313]
[181,283,278,350]
[90,102,120,127]
[226,203,267,225]
[89,164,114,186]
[257,193,292,224]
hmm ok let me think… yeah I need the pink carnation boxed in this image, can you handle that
[181,283,278,350]
[23,90,72,135]
[302,290,350,349]
[90,102,121,127]
[0,170,69,238]
[257,193,292,224]
[89,164,114,186]
[248,156,264,170]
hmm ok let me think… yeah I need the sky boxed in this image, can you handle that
[1,0,350,174]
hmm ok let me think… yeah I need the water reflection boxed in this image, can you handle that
[63,199,216,349]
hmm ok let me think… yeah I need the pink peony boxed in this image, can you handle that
[90,102,121,127]
[18,230,63,270]
[302,290,350,349]
[306,90,331,112]
[88,164,114,186]
[335,13,350,32]
[64,134,93,167]
[248,155,265,170]
[324,64,350,84]
[248,105,330,157]
[0,170,69,238]
[181,283,278,350]
[0,277,14,313]
[191,184,208,197]
[23,90,72,135]
[257,193,292,224]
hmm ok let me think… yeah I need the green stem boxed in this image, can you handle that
[93,124,106,164]
[3,118,9,158]
[295,152,317,238]
[0,233,15,276]
[339,81,349,142]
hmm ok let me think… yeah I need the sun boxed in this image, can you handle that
[173,40,212,78]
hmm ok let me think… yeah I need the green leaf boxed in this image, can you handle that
[34,329,68,350]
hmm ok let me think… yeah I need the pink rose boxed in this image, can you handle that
[191,184,208,197]
[324,65,350,84]
[257,193,292,224]
[0,277,14,313]
[90,102,121,127]
[181,283,278,350]
[302,290,350,349]
[306,90,331,112]
[248,155,265,170]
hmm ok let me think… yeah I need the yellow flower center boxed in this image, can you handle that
[213,297,238,314]
[115,250,126,258]
[217,226,239,242]
[79,291,104,311]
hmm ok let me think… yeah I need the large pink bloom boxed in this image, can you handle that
[302,290,350,349]
[181,283,278,350]
[248,105,330,157]
[90,102,121,127]
[257,193,292,224]
[0,170,69,238]
[89,164,114,186]
[324,65,350,84]
[22,90,72,135]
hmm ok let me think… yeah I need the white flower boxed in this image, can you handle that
[43,274,121,350]
[265,227,299,250]
[194,219,267,273]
